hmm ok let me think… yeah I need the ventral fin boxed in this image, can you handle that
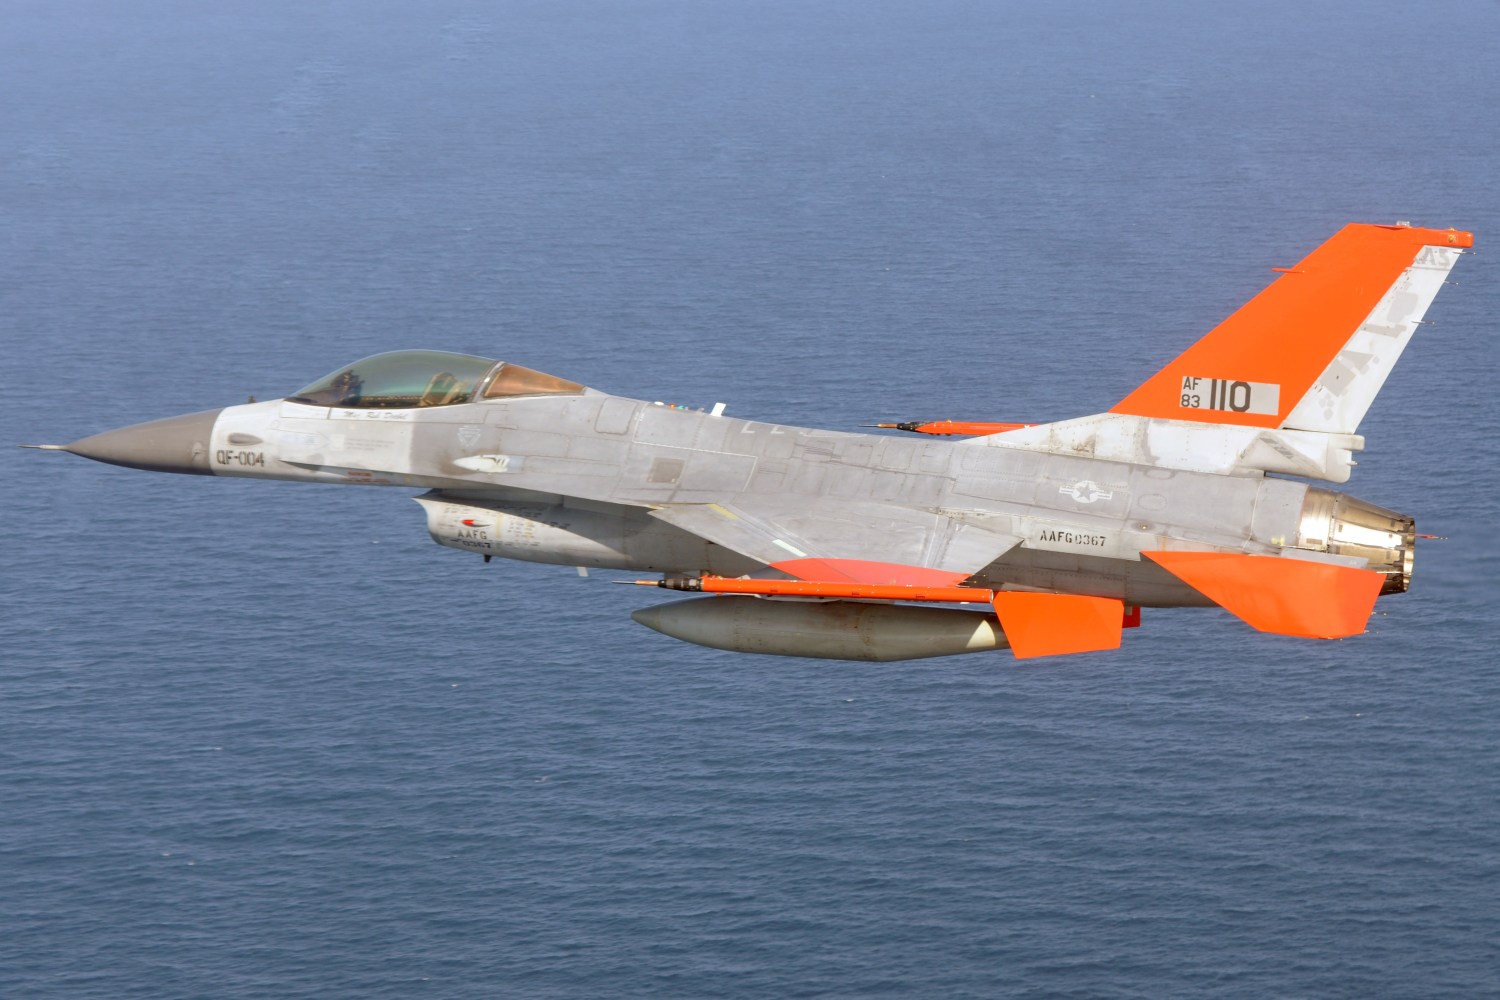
[1142,551,1384,639]
[990,592,1125,659]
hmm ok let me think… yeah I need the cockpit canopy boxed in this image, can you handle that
[288,351,585,409]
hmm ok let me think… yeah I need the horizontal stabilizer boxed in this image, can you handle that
[1142,551,1384,639]
[990,592,1125,659]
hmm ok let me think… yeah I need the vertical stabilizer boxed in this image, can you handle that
[1111,224,1472,433]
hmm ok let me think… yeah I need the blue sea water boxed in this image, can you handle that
[3,2,1499,997]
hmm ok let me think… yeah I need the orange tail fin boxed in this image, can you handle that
[1112,224,1472,434]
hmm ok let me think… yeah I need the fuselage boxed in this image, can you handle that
[187,388,1409,609]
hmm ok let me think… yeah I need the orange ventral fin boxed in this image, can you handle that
[1111,224,1474,429]
[1142,551,1385,639]
[770,558,969,588]
[990,592,1125,659]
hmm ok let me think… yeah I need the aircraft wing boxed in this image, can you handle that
[647,500,1131,659]
[648,499,1021,586]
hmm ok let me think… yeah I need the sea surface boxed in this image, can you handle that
[3,2,1499,997]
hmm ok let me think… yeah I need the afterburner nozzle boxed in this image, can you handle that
[1297,488,1416,595]
[59,408,223,476]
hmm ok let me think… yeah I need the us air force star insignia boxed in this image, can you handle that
[1060,480,1114,504]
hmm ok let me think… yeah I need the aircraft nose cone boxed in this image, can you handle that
[65,408,223,476]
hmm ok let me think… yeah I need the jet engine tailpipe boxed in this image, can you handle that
[1297,489,1416,595]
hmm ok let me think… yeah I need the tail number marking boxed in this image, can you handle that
[1179,377,1280,416]
[216,449,265,468]
[1039,528,1107,547]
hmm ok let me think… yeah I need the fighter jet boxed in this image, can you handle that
[26,223,1471,661]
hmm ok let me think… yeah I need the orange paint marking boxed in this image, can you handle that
[1142,551,1385,639]
[990,592,1125,659]
[912,421,1032,437]
[771,558,969,588]
[1112,224,1474,429]
[694,576,995,603]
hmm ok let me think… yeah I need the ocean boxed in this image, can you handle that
[3,2,1498,997]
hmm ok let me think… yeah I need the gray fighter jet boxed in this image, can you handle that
[27,223,1471,660]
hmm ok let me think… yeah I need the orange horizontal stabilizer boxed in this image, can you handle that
[771,558,968,588]
[990,592,1125,659]
[1142,551,1384,639]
